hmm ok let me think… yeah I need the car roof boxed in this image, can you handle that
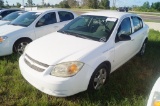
[82,10,137,19]
[0,8,21,12]
[28,8,73,13]
[7,10,26,14]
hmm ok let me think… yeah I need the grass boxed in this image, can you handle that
[130,11,160,16]
[144,20,160,23]
[0,29,160,106]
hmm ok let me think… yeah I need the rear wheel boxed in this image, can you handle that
[13,39,31,55]
[88,64,109,90]
[139,41,147,56]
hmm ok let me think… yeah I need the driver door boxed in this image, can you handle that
[34,12,59,39]
[113,17,136,68]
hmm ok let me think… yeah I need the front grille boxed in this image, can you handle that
[24,54,49,72]
[25,54,49,68]
[24,58,45,72]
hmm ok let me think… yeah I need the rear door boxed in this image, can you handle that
[131,16,145,52]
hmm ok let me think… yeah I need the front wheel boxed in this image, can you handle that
[13,39,31,55]
[88,64,109,90]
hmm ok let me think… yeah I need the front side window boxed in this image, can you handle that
[117,17,132,37]
[58,15,117,42]
[36,12,57,27]
[58,11,74,22]
[131,16,143,32]
[10,12,41,27]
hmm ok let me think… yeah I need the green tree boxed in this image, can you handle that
[81,0,110,9]
[142,1,150,9]
[151,2,160,11]
[16,2,21,8]
[67,0,78,8]
[100,0,110,9]
[54,4,60,8]
[0,0,4,8]
[47,3,50,7]
[81,0,98,9]
[27,0,33,6]
[59,0,70,8]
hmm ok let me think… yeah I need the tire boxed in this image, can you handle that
[88,63,109,90]
[139,41,147,56]
[13,39,31,55]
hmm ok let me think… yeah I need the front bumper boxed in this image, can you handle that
[0,41,12,56]
[19,55,93,97]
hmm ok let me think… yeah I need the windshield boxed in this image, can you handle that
[10,12,41,27]
[2,11,24,21]
[58,15,117,42]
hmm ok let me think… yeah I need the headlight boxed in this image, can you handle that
[51,61,84,77]
[0,36,8,43]
[152,92,160,106]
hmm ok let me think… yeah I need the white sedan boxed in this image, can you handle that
[147,77,160,106]
[0,11,25,26]
[0,9,77,56]
[19,11,149,97]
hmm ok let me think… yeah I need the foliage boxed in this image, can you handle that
[151,2,160,11]
[59,0,70,8]
[81,0,109,9]
[132,1,160,12]
[68,0,79,8]
[55,0,110,9]
[99,0,110,9]
[0,0,4,8]
[142,1,150,9]
[16,2,21,8]
[27,0,33,6]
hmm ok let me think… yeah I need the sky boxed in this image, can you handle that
[5,0,160,7]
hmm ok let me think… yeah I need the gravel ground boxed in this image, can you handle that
[145,22,160,31]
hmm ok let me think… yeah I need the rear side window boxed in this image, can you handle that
[0,10,19,18]
[117,17,132,37]
[0,11,9,17]
[58,11,74,22]
[131,16,143,32]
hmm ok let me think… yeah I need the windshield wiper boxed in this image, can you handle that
[58,30,68,34]
[10,23,19,26]
[10,23,26,27]
[58,30,94,40]
[74,33,92,40]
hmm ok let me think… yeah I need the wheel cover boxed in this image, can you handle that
[93,68,107,90]
[17,42,28,54]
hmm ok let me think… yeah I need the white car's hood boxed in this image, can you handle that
[26,32,103,65]
[0,24,24,35]
[0,20,10,26]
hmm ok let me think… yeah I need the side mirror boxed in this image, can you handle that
[36,21,44,27]
[0,16,2,20]
[36,18,45,27]
[119,34,131,41]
